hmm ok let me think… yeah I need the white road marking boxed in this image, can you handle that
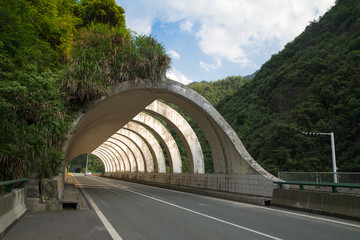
[91,177,282,240]
[102,176,360,229]
[73,177,123,240]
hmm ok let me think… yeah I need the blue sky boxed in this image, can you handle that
[117,0,335,84]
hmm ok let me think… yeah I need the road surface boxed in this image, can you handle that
[73,174,360,240]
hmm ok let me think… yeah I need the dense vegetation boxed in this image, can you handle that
[2,0,359,181]
[215,0,360,175]
[68,153,104,173]
[0,0,170,180]
[189,76,247,106]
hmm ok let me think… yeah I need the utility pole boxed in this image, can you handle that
[303,131,338,183]
[86,153,89,172]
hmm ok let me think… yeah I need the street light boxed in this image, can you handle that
[303,131,338,183]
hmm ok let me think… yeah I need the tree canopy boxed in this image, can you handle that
[216,0,360,175]
[0,0,170,180]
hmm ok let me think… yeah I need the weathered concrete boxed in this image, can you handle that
[145,100,204,173]
[105,172,276,198]
[102,142,128,172]
[102,143,123,172]
[63,79,276,180]
[132,113,182,173]
[111,134,145,172]
[92,151,111,172]
[123,122,166,173]
[97,146,118,172]
[0,189,27,236]
[117,129,154,172]
[272,188,360,220]
[108,137,136,172]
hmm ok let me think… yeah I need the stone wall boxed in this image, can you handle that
[25,175,65,212]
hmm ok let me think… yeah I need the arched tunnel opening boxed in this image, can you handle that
[68,153,105,175]
[62,80,276,198]
[78,99,215,175]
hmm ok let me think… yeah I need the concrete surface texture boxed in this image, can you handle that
[0,189,27,235]
[272,188,360,219]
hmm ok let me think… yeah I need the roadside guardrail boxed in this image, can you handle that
[274,180,360,193]
[0,178,28,193]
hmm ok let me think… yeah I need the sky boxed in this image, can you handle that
[117,0,335,84]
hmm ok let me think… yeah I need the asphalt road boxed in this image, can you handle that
[73,175,360,240]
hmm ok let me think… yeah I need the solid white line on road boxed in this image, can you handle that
[73,177,123,240]
[91,177,282,240]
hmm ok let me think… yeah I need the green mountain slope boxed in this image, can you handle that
[216,0,360,175]
[189,76,247,106]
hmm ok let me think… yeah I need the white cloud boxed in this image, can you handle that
[179,20,194,33]
[200,58,222,71]
[167,50,180,60]
[119,0,335,67]
[166,68,193,85]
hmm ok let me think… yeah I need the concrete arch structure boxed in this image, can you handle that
[97,146,118,172]
[63,79,275,181]
[117,129,154,173]
[131,113,182,173]
[102,142,126,172]
[111,134,144,172]
[92,151,110,172]
[93,149,112,172]
[145,100,204,173]
[106,138,130,172]
[123,122,166,173]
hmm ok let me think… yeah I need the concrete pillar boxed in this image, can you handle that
[108,137,137,172]
[132,113,182,173]
[97,146,118,172]
[98,144,123,172]
[92,150,111,172]
[111,135,145,172]
[102,142,127,172]
[145,100,204,174]
[117,129,154,173]
[123,122,166,173]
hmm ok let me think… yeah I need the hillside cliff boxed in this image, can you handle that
[216,0,360,174]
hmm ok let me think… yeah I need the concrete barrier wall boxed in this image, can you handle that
[104,172,276,197]
[272,189,360,219]
[0,189,27,235]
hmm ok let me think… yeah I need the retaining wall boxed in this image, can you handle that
[104,172,276,197]
[272,188,360,219]
[0,189,27,236]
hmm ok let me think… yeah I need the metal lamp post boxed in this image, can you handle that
[303,131,338,183]
[86,154,89,172]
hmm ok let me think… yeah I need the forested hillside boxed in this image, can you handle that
[216,0,360,175]
[0,0,170,180]
[189,76,247,106]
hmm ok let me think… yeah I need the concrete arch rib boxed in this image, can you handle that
[108,137,136,172]
[111,134,145,172]
[123,122,166,173]
[92,151,110,172]
[145,100,204,174]
[99,144,122,172]
[97,146,118,172]
[93,149,112,172]
[117,129,154,173]
[94,149,113,172]
[132,113,182,173]
[102,142,127,172]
